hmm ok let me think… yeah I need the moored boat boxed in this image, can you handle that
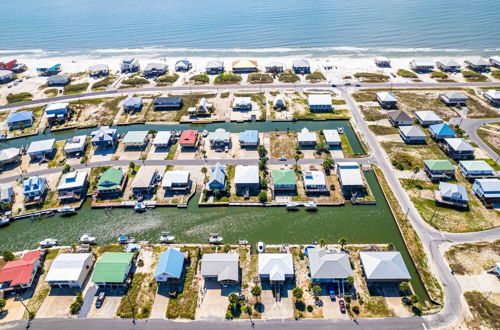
[79,233,96,244]
[305,201,317,211]
[286,202,299,210]
[117,235,135,244]
[134,202,146,212]
[238,240,248,245]
[209,233,223,244]
[57,205,77,215]
[0,217,10,227]
[39,238,58,248]
[256,241,265,253]
[337,127,344,134]
[159,232,175,243]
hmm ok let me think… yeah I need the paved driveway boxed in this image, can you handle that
[196,280,235,320]
[260,282,293,320]
[150,284,169,319]
[37,288,79,318]
[87,287,125,319]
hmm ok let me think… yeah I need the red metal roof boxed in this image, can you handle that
[0,60,17,71]
[0,250,42,287]
[179,130,198,145]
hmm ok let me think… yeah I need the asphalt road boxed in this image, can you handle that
[2,316,426,330]
[451,117,499,162]
[1,80,500,111]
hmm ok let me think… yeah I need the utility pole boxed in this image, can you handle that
[126,293,136,325]
[480,291,492,307]
[17,295,32,329]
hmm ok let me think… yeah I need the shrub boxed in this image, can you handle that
[293,287,303,299]
[258,191,267,203]
[306,71,326,82]
[122,77,149,86]
[345,296,351,303]
[352,306,360,314]
[248,73,273,84]
[137,259,144,267]
[397,69,418,78]
[2,251,15,261]
[69,292,83,314]
[6,92,33,103]
[190,74,209,84]
[157,73,179,84]
[214,72,242,85]
[278,70,300,83]
[430,71,448,79]
[306,305,313,312]
[63,83,89,94]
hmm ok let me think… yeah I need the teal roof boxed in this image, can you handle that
[92,252,133,283]
[272,169,296,185]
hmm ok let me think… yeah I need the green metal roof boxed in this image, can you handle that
[97,168,123,190]
[424,160,455,171]
[91,252,133,283]
[272,169,296,185]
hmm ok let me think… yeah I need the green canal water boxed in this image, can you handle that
[0,171,428,301]
[2,120,365,154]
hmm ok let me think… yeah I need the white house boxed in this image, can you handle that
[303,169,328,193]
[258,253,294,284]
[323,129,340,146]
[415,111,442,126]
[45,253,94,288]
[410,59,434,72]
[307,94,332,113]
[297,128,317,146]
[232,97,252,111]
[64,135,87,155]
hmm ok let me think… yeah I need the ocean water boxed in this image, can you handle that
[0,0,499,57]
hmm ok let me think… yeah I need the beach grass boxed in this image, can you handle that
[397,69,418,78]
[278,70,300,83]
[305,70,326,82]
[214,72,242,85]
[462,70,489,82]
[354,72,390,82]
[189,74,209,84]
[91,75,116,90]
[247,73,273,84]
[63,83,89,95]
[121,77,149,87]
[430,71,448,80]
[6,92,33,104]
[368,125,398,135]
[491,70,500,80]
[352,91,377,102]
[156,73,179,86]
[463,291,500,329]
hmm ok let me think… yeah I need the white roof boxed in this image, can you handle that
[162,170,190,187]
[57,171,88,190]
[153,131,172,145]
[377,92,397,103]
[27,139,55,154]
[337,162,363,186]
[466,58,490,66]
[234,97,251,106]
[308,94,332,106]
[308,248,353,279]
[360,251,411,281]
[297,128,317,143]
[485,90,500,99]
[45,253,92,282]
[411,58,434,66]
[234,165,259,184]
[45,103,69,111]
[374,56,390,62]
[303,170,326,186]
[201,253,239,282]
[0,148,20,162]
[490,56,500,64]
[415,111,441,122]
[444,138,475,152]
[437,59,460,67]
[258,254,294,282]
[399,125,426,138]
[64,135,86,152]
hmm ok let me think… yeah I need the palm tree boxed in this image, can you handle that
[411,166,420,182]
[319,239,326,247]
[312,285,321,297]
[338,237,347,250]
[399,281,410,295]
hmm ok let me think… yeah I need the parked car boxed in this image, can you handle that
[278,157,287,161]
[339,298,346,313]
[328,286,336,301]
[96,292,106,308]
[331,84,337,87]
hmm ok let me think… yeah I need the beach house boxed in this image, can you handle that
[435,182,468,208]
[179,130,199,149]
[0,148,21,167]
[0,250,42,292]
[0,70,14,83]
[410,59,434,72]
[360,251,411,283]
[258,253,294,285]
[47,74,70,86]
[154,249,185,282]
[0,59,26,73]
[122,131,149,149]
[36,64,62,76]
[273,94,286,110]
[459,160,496,179]
[0,184,14,206]
[232,60,258,73]
[207,162,226,191]
[472,179,500,207]
[323,129,341,146]
[201,253,239,284]
[92,252,134,287]
[265,61,285,73]
[292,59,311,74]
[152,131,172,149]
[232,97,252,111]
[7,111,33,130]
[96,168,126,198]
[22,176,47,202]
[88,64,109,77]
[206,60,224,75]
[490,56,500,68]
[429,123,456,140]
[303,169,328,193]
[442,138,475,160]
[91,126,118,149]
[297,128,317,146]
[130,167,159,196]
[423,160,455,182]
[308,248,353,285]
[45,253,94,289]
[239,130,259,148]
[272,169,296,192]
[162,170,191,193]
[399,126,426,144]
[307,94,332,113]
[234,165,260,196]
[120,58,140,73]
[144,63,168,77]
[122,96,143,113]
[336,162,364,195]
[484,90,500,106]
[174,60,192,72]
[64,135,87,156]
[436,59,461,72]
[27,139,56,160]
[415,111,442,126]
[440,92,467,106]
[153,97,183,111]
[196,98,211,115]
[208,128,231,149]
[387,110,412,127]
[464,58,490,72]
[376,92,397,109]
[57,171,88,201]
[374,57,391,67]
[45,102,70,124]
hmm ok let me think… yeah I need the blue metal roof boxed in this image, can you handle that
[429,123,456,137]
[7,111,32,124]
[239,130,259,143]
[208,162,226,187]
[155,249,184,279]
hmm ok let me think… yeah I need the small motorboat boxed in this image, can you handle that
[0,217,10,227]
[45,210,56,217]
[209,234,223,244]
[337,127,344,134]
[286,202,299,210]
[256,241,265,253]
[159,232,175,243]
[305,201,318,211]
[79,233,96,244]
[117,235,135,244]
[238,240,248,245]
[57,205,77,215]
[39,238,58,248]
[134,202,146,212]
[202,130,208,137]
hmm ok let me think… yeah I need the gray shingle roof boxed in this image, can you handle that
[201,253,239,282]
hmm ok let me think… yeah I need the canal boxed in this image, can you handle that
[1,120,365,154]
[0,171,428,302]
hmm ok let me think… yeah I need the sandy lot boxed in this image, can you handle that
[456,271,500,293]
